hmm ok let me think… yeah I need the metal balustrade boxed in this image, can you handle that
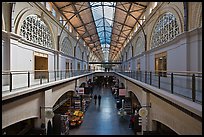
[117,70,202,104]
[2,69,92,93]
[2,69,202,104]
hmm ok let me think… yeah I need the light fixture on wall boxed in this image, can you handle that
[40,106,54,119]
[45,109,54,119]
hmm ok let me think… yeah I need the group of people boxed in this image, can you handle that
[94,94,101,106]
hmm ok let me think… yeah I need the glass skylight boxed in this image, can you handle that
[90,2,116,62]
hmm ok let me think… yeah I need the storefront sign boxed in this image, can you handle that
[78,87,84,95]
[119,88,126,96]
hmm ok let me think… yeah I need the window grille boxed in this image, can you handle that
[151,12,179,49]
[20,15,53,48]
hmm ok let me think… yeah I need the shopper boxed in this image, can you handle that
[64,117,69,135]
[47,120,53,135]
[129,114,135,129]
[94,94,97,105]
[98,94,101,106]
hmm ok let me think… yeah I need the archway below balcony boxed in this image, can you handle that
[127,90,141,113]
[53,90,75,115]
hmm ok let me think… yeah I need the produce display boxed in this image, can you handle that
[65,110,84,127]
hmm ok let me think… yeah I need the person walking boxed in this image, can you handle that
[98,95,101,106]
[94,94,97,105]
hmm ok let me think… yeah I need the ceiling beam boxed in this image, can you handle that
[59,3,72,10]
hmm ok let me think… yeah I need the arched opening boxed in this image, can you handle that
[2,118,39,135]
[127,91,141,114]
[53,91,75,114]
[126,91,142,134]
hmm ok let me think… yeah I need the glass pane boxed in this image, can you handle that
[90,2,116,62]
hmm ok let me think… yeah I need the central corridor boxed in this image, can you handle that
[69,86,134,135]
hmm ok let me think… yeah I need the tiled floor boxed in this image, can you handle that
[69,86,135,135]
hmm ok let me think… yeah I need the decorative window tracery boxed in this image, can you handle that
[151,12,179,49]
[20,15,52,48]
[61,37,73,56]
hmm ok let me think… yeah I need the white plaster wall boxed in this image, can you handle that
[126,80,143,104]
[2,31,10,85]
[59,54,66,71]
[59,54,73,72]
[2,92,44,129]
[149,53,155,72]
[140,55,146,71]
[188,28,202,72]
[167,43,187,71]
[147,32,188,72]
[149,94,202,135]
[10,39,33,71]
[48,53,54,71]
[10,36,55,89]
[46,81,75,107]
[10,39,33,88]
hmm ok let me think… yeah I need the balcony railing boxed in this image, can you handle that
[2,69,202,104]
[2,69,92,93]
[118,70,202,104]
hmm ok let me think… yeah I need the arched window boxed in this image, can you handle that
[151,12,180,49]
[75,45,82,59]
[20,15,52,48]
[135,37,144,56]
[61,37,73,56]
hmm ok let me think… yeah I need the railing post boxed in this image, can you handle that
[133,71,136,79]
[55,70,56,81]
[40,72,42,84]
[192,74,196,102]
[171,73,174,94]
[28,71,30,87]
[71,70,73,77]
[140,71,142,81]
[150,71,152,85]
[60,70,62,80]
[145,71,147,83]
[67,70,69,78]
[10,72,12,92]
[132,71,134,79]
[131,70,133,78]
[158,72,160,89]
[47,71,49,83]
[136,71,138,80]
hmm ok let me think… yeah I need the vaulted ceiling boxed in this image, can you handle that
[53,2,148,62]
